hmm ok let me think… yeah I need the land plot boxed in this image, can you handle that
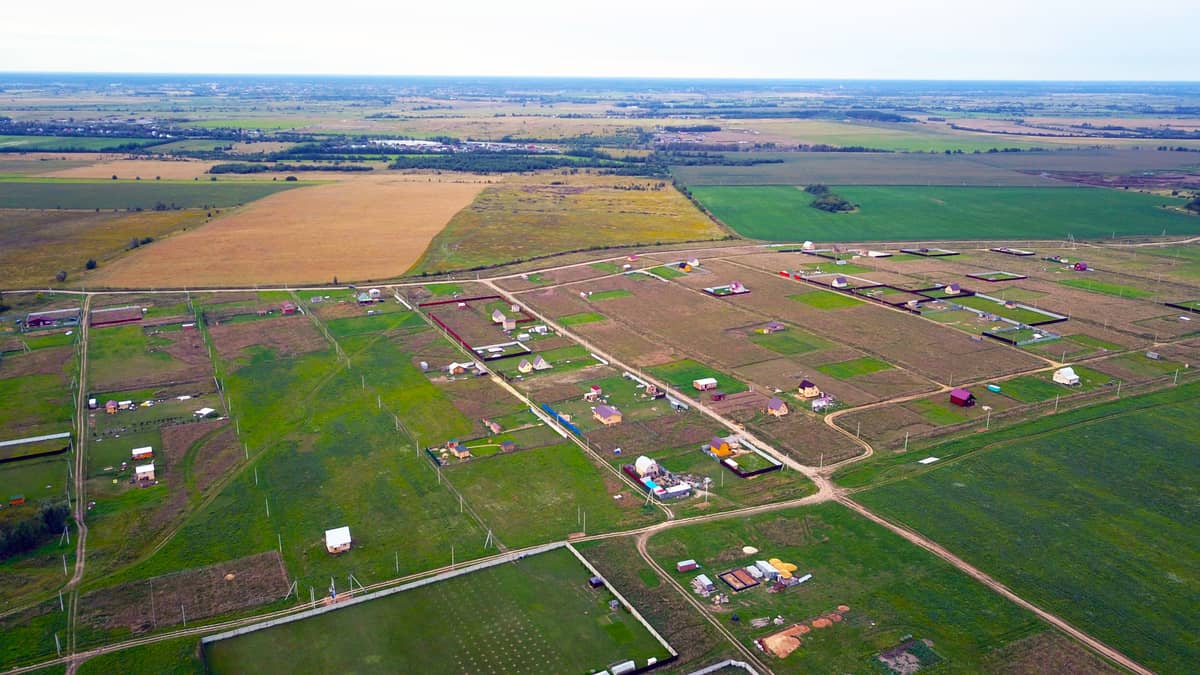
[647,502,1043,673]
[558,311,607,327]
[746,326,831,355]
[792,290,863,310]
[0,599,69,669]
[89,176,484,287]
[650,359,748,396]
[437,375,527,422]
[207,315,326,361]
[690,185,1197,241]
[949,294,1062,325]
[87,324,210,392]
[0,179,301,210]
[996,366,1111,403]
[39,158,216,180]
[586,408,723,457]
[204,547,671,675]
[412,174,725,274]
[857,384,1200,673]
[1089,350,1186,383]
[0,135,167,151]
[816,357,892,380]
[1059,277,1153,299]
[1022,331,1126,360]
[733,355,931,408]
[0,349,74,438]
[740,410,864,466]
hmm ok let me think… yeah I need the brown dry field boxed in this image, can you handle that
[87,175,486,287]
[208,315,327,360]
[38,158,216,179]
[983,630,1121,675]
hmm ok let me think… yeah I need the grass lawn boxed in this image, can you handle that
[857,383,1200,673]
[747,329,830,355]
[997,366,1110,403]
[690,185,1198,241]
[590,261,622,273]
[447,443,661,547]
[1058,278,1153,299]
[588,289,632,301]
[86,325,190,391]
[816,357,892,380]
[204,547,671,674]
[647,502,1042,673]
[559,312,607,326]
[791,290,862,310]
[951,294,1059,325]
[425,283,463,296]
[908,399,969,425]
[647,265,687,279]
[648,359,748,395]
[0,372,73,439]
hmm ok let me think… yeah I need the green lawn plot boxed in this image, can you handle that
[590,261,623,273]
[0,135,168,151]
[0,454,70,509]
[857,383,1200,673]
[493,344,597,379]
[747,328,831,355]
[0,179,304,210]
[4,331,78,352]
[790,290,863,310]
[1023,333,1122,361]
[816,357,892,380]
[78,636,204,675]
[322,311,424,340]
[994,366,1111,403]
[454,425,562,460]
[950,294,1060,325]
[0,373,73,439]
[969,271,1026,281]
[647,265,687,279]
[647,502,1042,673]
[1058,278,1153,299]
[907,399,970,425]
[1171,299,1200,311]
[446,443,661,547]
[0,599,70,670]
[648,359,748,396]
[558,311,607,327]
[689,185,1198,242]
[204,547,671,675]
[589,289,633,301]
[1098,351,1184,379]
[86,325,193,391]
[424,283,463,297]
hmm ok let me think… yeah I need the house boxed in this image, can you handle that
[831,276,849,289]
[767,398,789,417]
[24,308,80,329]
[812,395,836,412]
[105,400,118,414]
[510,304,521,313]
[1073,262,1088,272]
[486,420,502,434]
[134,462,156,481]
[693,377,718,391]
[634,455,659,478]
[368,288,382,300]
[677,559,699,572]
[950,388,976,407]
[802,240,815,251]
[529,325,549,335]
[449,444,471,460]
[356,292,373,304]
[517,359,533,374]
[711,391,726,402]
[643,383,661,398]
[325,526,352,554]
[447,361,475,375]
[584,385,603,402]
[694,574,716,593]
[709,437,733,457]
[491,309,506,323]
[1053,367,1081,386]
[798,380,821,398]
[532,355,552,370]
[762,321,786,334]
[944,283,961,296]
[502,318,517,331]
[131,446,153,461]
[594,404,623,426]
[280,301,297,315]
[500,440,516,452]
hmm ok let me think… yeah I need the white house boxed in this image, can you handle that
[1053,367,1080,386]
[135,462,156,481]
[325,526,352,554]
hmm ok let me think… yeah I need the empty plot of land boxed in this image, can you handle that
[673,152,1058,186]
[88,176,485,286]
[38,158,216,180]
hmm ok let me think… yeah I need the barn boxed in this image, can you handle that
[280,301,297,315]
[325,526,352,554]
[24,308,80,330]
[950,388,976,407]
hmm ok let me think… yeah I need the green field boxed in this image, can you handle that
[0,179,304,209]
[558,311,607,326]
[647,265,687,279]
[0,135,168,151]
[689,185,1198,241]
[816,356,892,379]
[791,290,862,309]
[996,366,1111,402]
[647,502,1043,673]
[204,547,671,674]
[588,289,632,301]
[648,359,748,395]
[856,383,1200,673]
[747,328,830,355]
[951,294,1060,325]
[1059,278,1153,299]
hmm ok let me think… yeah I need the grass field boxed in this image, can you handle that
[689,186,1198,241]
[39,158,216,180]
[856,383,1200,673]
[558,311,607,326]
[816,356,892,379]
[589,289,632,301]
[0,135,168,151]
[649,359,748,395]
[647,265,687,279]
[204,547,670,674]
[950,294,1061,325]
[747,328,830,355]
[791,290,862,309]
[411,175,726,274]
[87,176,483,287]
[0,179,303,210]
[1058,278,1153,299]
[647,502,1043,673]
[996,366,1110,402]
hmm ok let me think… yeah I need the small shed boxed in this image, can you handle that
[9,495,26,506]
[280,301,297,315]
[356,292,373,304]
[194,407,216,417]
[687,257,700,267]
[755,560,780,580]
[584,386,603,402]
[502,318,517,331]
[763,321,786,333]
[131,446,154,461]
[500,440,516,452]
[532,355,551,370]
[588,576,605,589]
[368,288,382,299]
[677,559,699,572]
[693,377,718,391]
[711,391,726,402]
[950,388,976,407]
[325,526,352,554]
[135,462,156,481]
[1053,367,1080,386]
[729,281,746,293]
[767,398,789,417]
[1073,262,1088,272]
[831,276,849,289]
[944,283,961,296]
[695,574,716,593]
[709,437,733,457]
[797,380,821,398]
[594,404,623,426]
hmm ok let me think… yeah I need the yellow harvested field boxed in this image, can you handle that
[40,158,216,179]
[87,175,487,286]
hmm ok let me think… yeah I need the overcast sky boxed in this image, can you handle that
[2,0,1197,81]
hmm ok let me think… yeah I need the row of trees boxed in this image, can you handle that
[0,500,70,559]
[805,184,856,213]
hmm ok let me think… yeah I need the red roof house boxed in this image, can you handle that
[950,388,976,407]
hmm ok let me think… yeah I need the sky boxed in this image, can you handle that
[2,0,1198,81]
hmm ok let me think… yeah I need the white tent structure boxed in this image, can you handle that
[634,455,659,478]
[325,526,352,554]
[1053,367,1080,386]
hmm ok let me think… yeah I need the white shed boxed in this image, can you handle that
[325,526,352,554]
[135,462,155,481]
[634,456,659,478]
[1053,367,1080,386]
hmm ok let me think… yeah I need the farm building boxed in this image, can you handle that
[761,321,786,334]
[325,526,352,554]
[797,380,822,398]
[943,283,962,296]
[693,377,718,391]
[1073,262,1089,272]
[694,574,716,594]
[677,559,699,572]
[491,309,506,323]
[1053,367,1081,386]
[532,355,552,371]
[89,306,144,327]
[447,361,475,375]
[755,560,781,580]
[500,440,516,452]
[593,404,623,426]
[584,385,603,402]
[280,301,297,315]
[134,463,155,482]
[709,437,733,457]
[517,359,533,374]
[812,395,835,412]
[767,398,789,417]
[130,446,153,461]
[105,400,118,414]
[831,277,849,289]
[369,288,382,300]
[634,455,659,478]
[356,292,373,304]
[24,308,80,330]
[950,388,976,407]
[502,318,517,331]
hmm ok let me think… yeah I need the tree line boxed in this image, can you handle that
[0,500,70,560]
